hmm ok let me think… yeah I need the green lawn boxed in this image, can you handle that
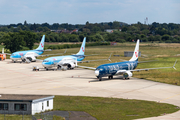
[0,96,178,120]
[54,96,179,120]
[2,42,180,85]
[41,42,180,85]
[0,43,180,119]
[0,114,64,120]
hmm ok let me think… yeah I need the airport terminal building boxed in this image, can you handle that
[0,94,54,115]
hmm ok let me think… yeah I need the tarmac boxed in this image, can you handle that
[0,59,180,120]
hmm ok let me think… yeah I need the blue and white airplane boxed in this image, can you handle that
[9,35,45,63]
[42,37,87,70]
[80,39,177,81]
[42,37,110,70]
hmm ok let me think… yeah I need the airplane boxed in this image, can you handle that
[79,39,177,81]
[6,35,65,63]
[42,37,110,70]
[5,35,46,63]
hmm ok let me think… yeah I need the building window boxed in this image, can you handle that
[14,104,27,111]
[0,103,8,110]
[47,101,49,107]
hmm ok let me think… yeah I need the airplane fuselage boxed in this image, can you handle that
[10,50,43,61]
[42,55,85,68]
[95,60,138,78]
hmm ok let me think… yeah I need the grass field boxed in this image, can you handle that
[54,96,178,120]
[0,96,178,120]
[1,42,180,86]
[41,42,180,86]
[0,43,180,119]
[0,114,64,120]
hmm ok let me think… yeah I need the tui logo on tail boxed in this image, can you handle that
[82,47,84,52]
[135,50,139,57]
[41,42,44,48]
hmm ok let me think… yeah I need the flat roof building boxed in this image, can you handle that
[0,94,54,115]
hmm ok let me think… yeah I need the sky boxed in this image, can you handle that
[0,0,180,25]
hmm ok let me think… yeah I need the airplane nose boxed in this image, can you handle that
[95,70,99,76]
[42,62,47,67]
[10,56,13,59]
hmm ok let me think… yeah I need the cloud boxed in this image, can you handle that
[0,0,179,24]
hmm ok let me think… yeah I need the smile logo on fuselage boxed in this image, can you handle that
[19,53,23,56]
[82,47,84,52]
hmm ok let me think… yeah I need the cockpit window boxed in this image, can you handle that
[43,60,49,62]
[96,68,103,71]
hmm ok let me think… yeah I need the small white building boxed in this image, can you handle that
[0,94,54,115]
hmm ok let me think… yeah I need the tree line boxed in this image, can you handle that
[0,21,180,52]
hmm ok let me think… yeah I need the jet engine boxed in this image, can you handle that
[27,56,36,61]
[21,56,36,63]
[67,62,75,69]
[123,71,133,79]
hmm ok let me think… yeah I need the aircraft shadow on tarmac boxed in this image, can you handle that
[6,61,33,64]
[73,76,130,82]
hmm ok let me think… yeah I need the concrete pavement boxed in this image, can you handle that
[0,59,180,119]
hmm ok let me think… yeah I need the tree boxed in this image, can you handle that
[24,20,28,26]
[69,34,79,42]
[115,38,125,43]
[121,26,128,32]
[154,35,161,41]
[2,33,25,53]
[92,26,101,33]
[19,31,37,49]
[142,29,149,36]
[148,35,155,41]
[162,34,170,41]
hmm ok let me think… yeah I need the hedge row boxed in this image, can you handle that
[45,42,110,50]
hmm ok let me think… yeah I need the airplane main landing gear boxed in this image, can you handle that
[123,77,129,80]
[97,77,102,81]
[108,75,113,79]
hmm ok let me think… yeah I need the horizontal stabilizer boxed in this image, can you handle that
[138,60,158,63]
[78,53,112,63]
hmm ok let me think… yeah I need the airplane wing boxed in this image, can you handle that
[131,60,177,72]
[35,59,43,62]
[120,59,158,63]
[4,53,11,55]
[83,54,99,56]
[138,60,158,63]
[78,53,112,63]
[37,49,67,57]
[78,65,96,70]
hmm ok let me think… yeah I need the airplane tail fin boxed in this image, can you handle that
[36,35,45,51]
[129,39,139,61]
[76,37,86,55]
[2,48,4,54]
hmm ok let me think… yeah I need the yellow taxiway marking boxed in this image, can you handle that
[160,93,180,102]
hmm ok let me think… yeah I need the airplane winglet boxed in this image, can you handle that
[2,48,4,54]
[64,49,67,54]
[108,53,112,62]
[173,59,177,70]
